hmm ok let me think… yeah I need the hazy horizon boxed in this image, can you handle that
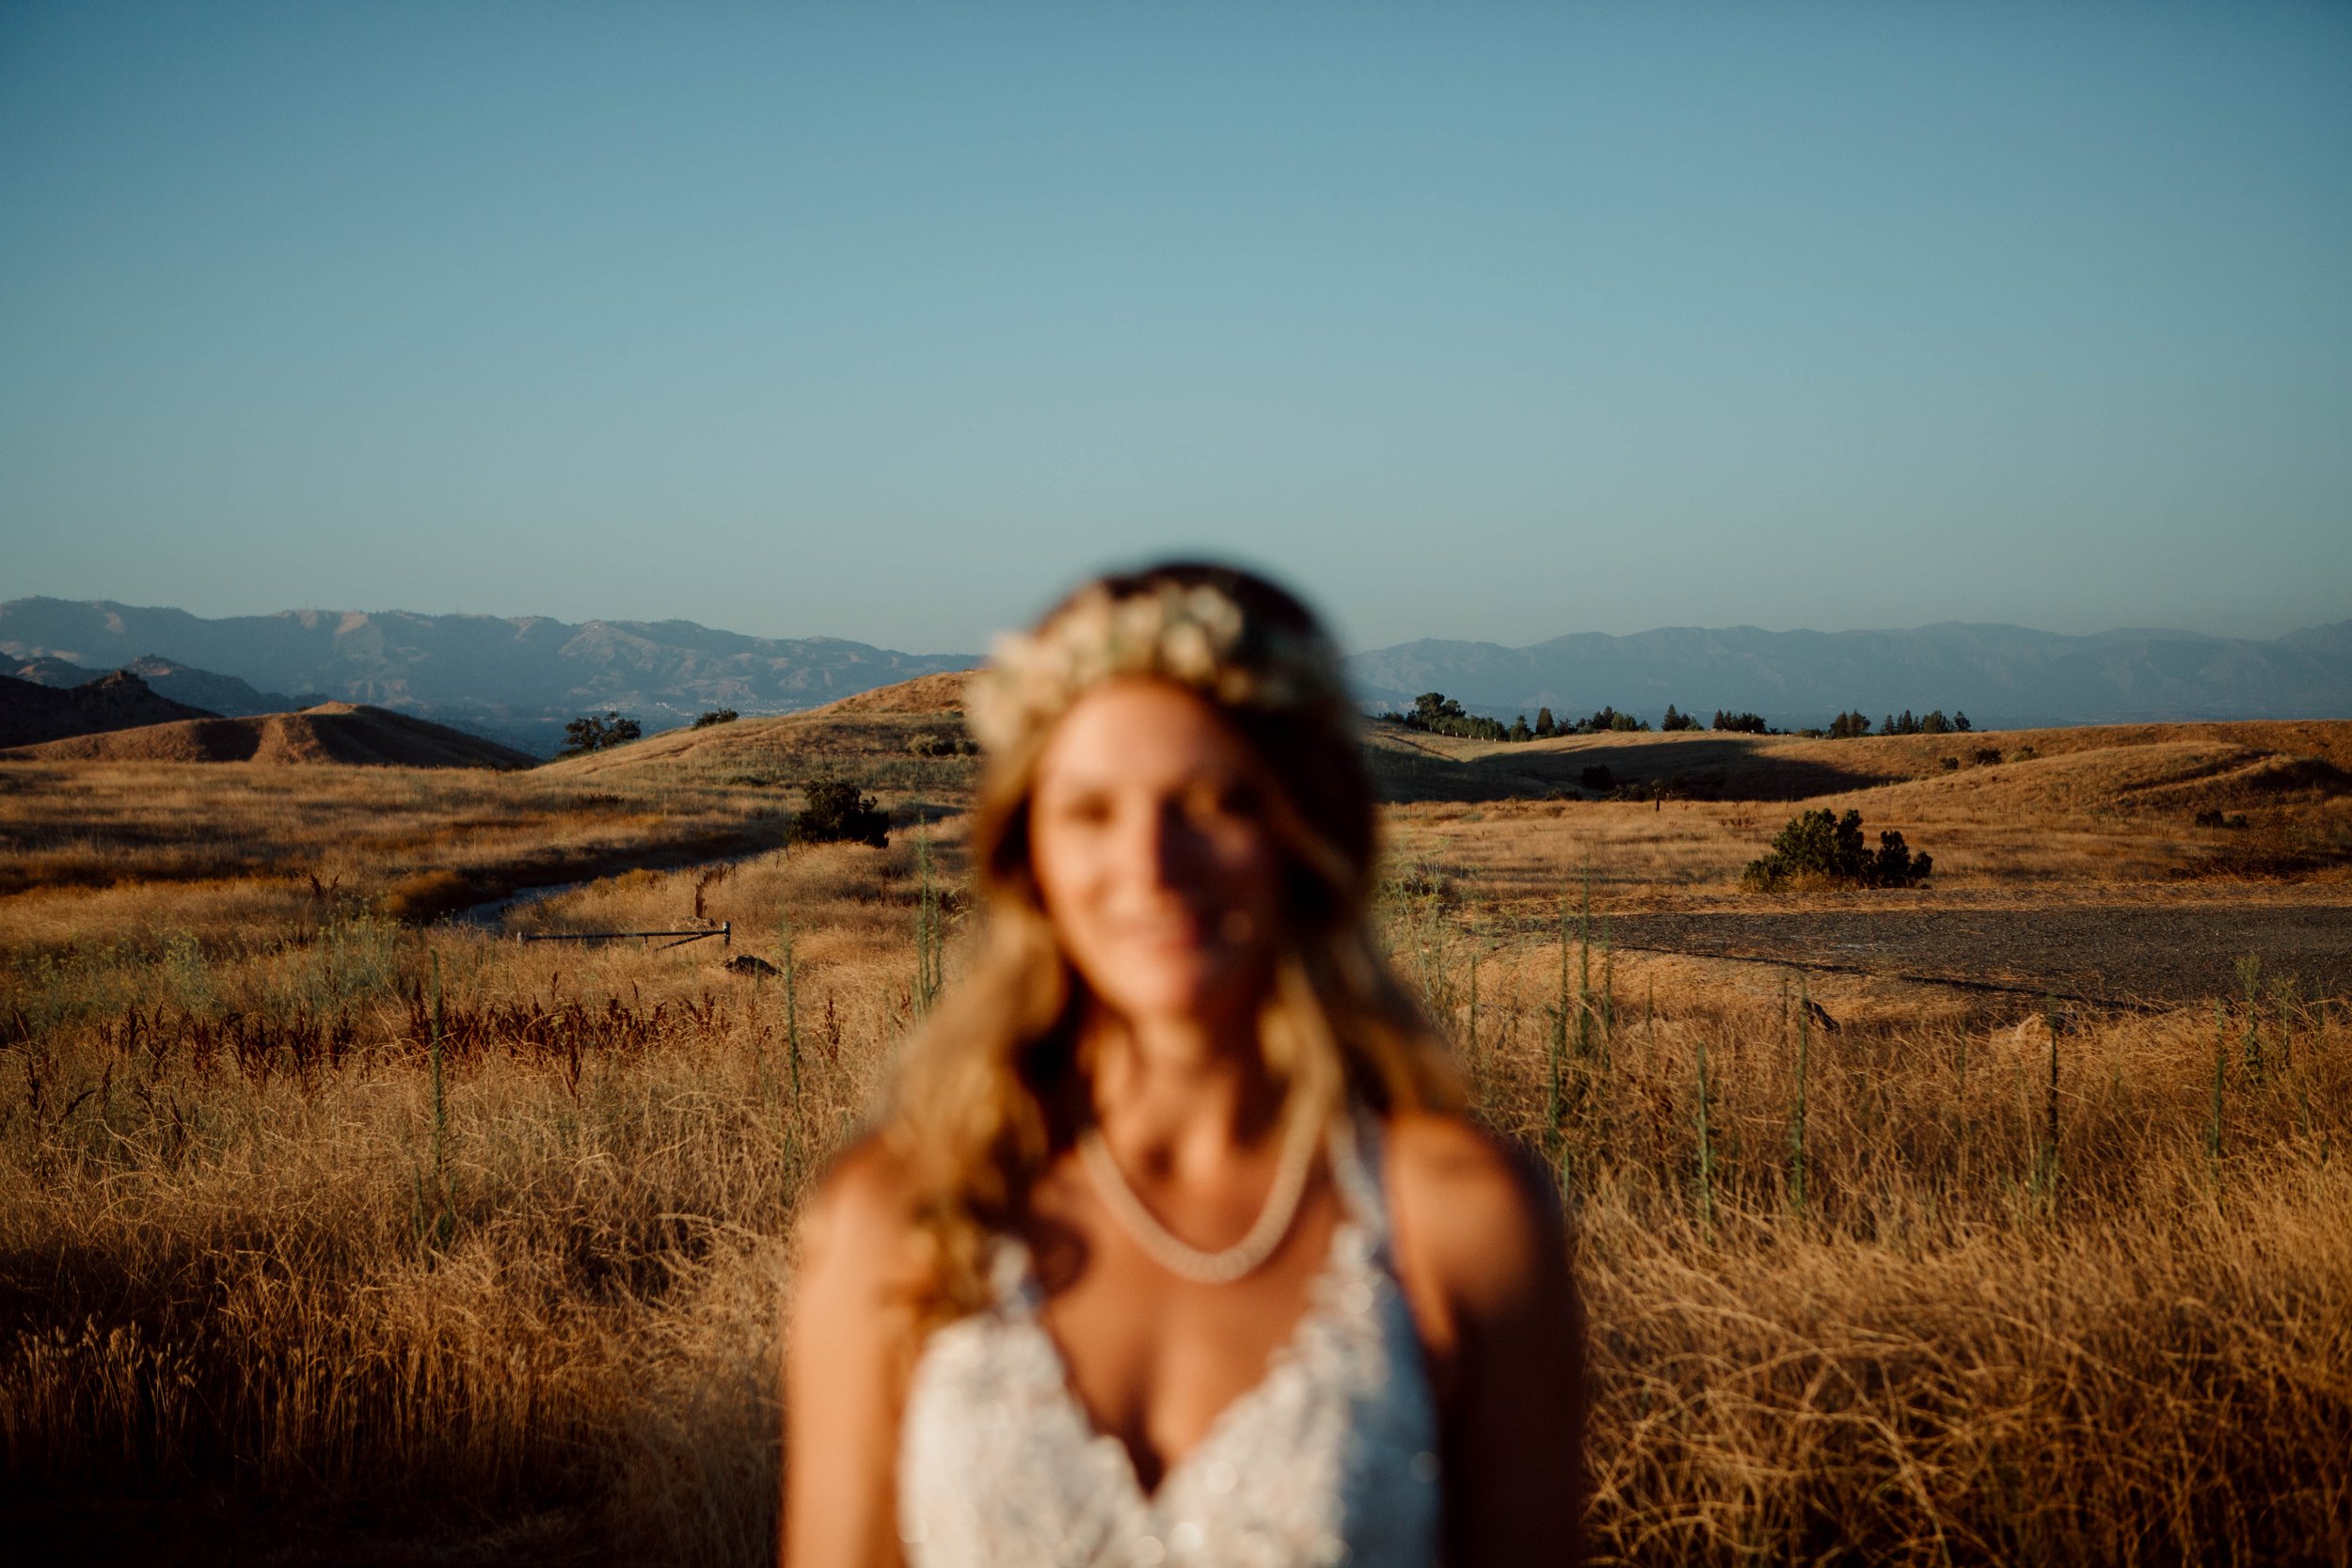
[6,5,2349,654]
[3,586,2344,664]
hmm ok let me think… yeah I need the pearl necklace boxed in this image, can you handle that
[1076,1107,1337,1286]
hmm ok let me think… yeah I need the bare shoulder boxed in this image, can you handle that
[796,1132,930,1293]
[1379,1110,1567,1323]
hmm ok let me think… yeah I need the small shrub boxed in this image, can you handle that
[1973,747,2004,767]
[380,869,494,923]
[1613,773,1698,804]
[1742,808,1931,892]
[790,781,888,847]
[1940,756,1960,771]
[1579,764,1616,794]
[906,731,979,758]
[2194,809,2249,830]
[692,708,740,728]
[2013,744,2039,761]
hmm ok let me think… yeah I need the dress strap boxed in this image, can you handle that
[986,1234,1043,1315]
[1325,1106,1390,1244]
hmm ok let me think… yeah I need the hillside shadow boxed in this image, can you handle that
[1367,735,1900,804]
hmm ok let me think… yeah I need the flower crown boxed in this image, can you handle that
[964,579,1350,754]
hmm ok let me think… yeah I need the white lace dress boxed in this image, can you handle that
[897,1115,1441,1568]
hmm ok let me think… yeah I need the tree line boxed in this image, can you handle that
[1384,693,1976,743]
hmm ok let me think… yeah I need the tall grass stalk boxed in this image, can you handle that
[1692,1035,1716,1233]
[2237,954,2265,1078]
[2209,1000,2228,1191]
[1597,917,1617,1069]
[1576,870,1595,1063]
[414,952,454,1250]
[1788,976,1810,1223]
[914,817,944,1017]
[1546,897,1568,1159]
[1464,939,1478,1069]
[2034,998,2062,1213]
[2273,976,2298,1071]
[778,905,801,1101]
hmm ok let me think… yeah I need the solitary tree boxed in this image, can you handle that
[561,711,644,755]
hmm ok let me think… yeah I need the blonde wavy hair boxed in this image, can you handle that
[880,562,1461,1323]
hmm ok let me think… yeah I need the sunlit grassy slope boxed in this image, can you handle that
[3,683,2349,1563]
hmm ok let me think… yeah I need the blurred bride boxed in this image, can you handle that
[785,562,1585,1567]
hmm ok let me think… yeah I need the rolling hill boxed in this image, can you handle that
[534,675,979,792]
[1360,714,2352,811]
[0,703,537,768]
[0,671,218,749]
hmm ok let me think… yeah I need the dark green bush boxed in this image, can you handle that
[907,731,979,757]
[560,711,643,755]
[692,708,740,728]
[1579,764,1616,794]
[790,781,889,847]
[1742,808,1931,892]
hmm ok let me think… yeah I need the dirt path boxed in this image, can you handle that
[1600,903,2352,1007]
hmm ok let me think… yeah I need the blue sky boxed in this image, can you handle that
[2,2,2346,654]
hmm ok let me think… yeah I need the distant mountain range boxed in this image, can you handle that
[0,598,977,756]
[1344,621,2352,731]
[2,597,2344,753]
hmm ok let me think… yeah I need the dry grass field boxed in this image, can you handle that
[3,706,2348,1564]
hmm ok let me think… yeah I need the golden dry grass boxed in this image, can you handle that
[3,723,2350,1562]
[0,759,803,928]
[535,706,978,799]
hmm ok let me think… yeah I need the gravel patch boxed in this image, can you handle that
[1605,903,2352,1007]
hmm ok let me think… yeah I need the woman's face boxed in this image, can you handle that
[1028,677,1286,1030]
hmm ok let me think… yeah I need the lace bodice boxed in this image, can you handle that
[897,1114,1441,1568]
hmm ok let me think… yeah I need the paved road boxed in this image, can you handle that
[1606,904,2352,1006]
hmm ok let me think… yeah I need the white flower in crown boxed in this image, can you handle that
[965,580,1343,753]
